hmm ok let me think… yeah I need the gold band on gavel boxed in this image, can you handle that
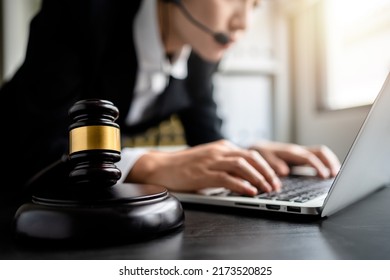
[69,125,121,154]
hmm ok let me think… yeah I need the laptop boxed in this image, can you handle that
[172,72,390,217]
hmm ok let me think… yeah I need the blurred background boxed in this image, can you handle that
[1,0,389,161]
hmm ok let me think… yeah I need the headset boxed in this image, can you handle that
[163,0,231,45]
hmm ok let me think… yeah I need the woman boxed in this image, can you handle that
[1,0,340,200]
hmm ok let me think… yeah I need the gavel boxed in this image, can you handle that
[14,99,184,243]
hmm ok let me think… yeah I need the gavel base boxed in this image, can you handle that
[13,183,185,244]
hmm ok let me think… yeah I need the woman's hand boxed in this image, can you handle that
[126,140,282,196]
[249,141,341,178]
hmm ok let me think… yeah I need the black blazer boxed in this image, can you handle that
[1,0,224,189]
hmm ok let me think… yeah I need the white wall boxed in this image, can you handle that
[213,73,273,146]
[287,0,371,161]
[215,0,291,145]
[1,0,41,82]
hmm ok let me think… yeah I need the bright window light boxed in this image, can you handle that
[323,0,390,109]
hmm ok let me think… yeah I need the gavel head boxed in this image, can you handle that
[68,99,122,187]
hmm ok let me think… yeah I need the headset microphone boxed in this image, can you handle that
[164,0,231,45]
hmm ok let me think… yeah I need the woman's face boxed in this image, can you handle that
[168,0,260,62]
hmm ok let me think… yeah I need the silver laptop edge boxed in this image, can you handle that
[173,72,390,217]
[320,73,390,217]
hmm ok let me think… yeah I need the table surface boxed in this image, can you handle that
[1,186,390,260]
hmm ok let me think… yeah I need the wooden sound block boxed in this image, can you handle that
[13,183,184,243]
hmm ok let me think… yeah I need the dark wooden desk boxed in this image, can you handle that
[1,187,390,260]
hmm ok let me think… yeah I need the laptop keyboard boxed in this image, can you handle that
[229,176,333,203]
